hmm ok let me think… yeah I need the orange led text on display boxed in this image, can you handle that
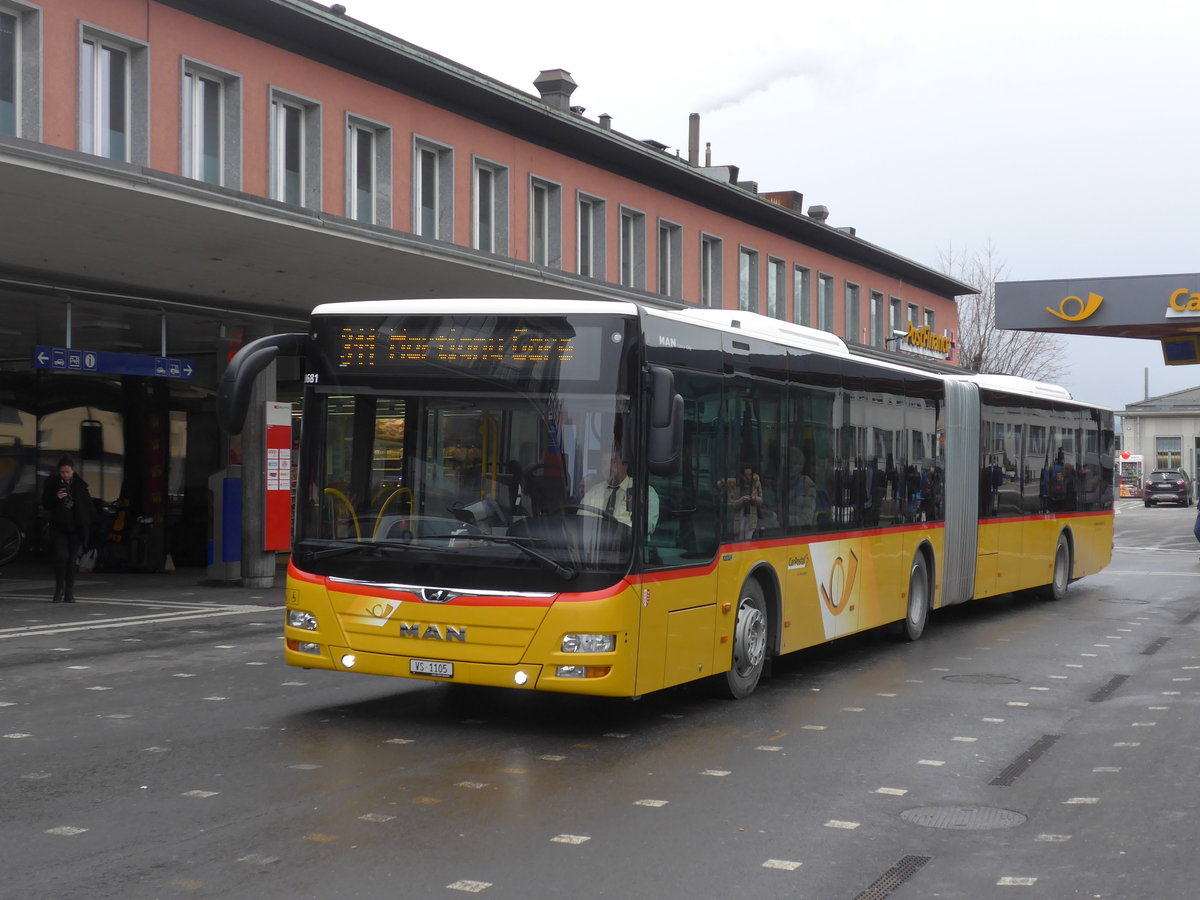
[336,327,577,368]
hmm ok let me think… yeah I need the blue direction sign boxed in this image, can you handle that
[33,346,196,380]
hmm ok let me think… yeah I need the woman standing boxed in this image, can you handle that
[41,456,96,603]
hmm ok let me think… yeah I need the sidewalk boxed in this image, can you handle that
[0,558,287,606]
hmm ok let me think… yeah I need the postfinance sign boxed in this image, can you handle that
[904,322,952,357]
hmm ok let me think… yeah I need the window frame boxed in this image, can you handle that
[269,87,322,209]
[657,218,683,300]
[817,273,836,333]
[471,157,509,255]
[738,246,760,313]
[0,1,40,140]
[794,264,812,326]
[699,233,723,308]
[576,191,606,279]
[345,113,391,226]
[619,206,646,289]
[766,256,786,320]
[844,281,861,343]
[413,136,454,240]
[181,58,242,189]
[529,175,562,268]
[869,290,886,347]
[79,23,149,164]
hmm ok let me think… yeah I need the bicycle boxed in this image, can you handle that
[0,516,23,567]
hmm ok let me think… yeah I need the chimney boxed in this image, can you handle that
[807,205,830,223]
[533,69,578,112]
[705,141,711,166]
[599,113,612,130]
[688,113,700,166]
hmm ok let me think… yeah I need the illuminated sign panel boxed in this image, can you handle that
[311,315,620,384]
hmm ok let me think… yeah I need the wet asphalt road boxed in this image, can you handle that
[1,502,1198,900]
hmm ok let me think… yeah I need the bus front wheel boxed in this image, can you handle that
[716,580,768,699]
[899,551,930,642]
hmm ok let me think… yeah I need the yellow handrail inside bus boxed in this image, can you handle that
[323,487,360,540]
[372,487,413,540]
[481,413,498,499]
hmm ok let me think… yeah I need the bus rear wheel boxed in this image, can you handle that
[899,550,930,642]
[715,580,768,699]
[1043,533,1071,601]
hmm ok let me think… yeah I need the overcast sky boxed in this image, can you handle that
[343,0,1199,412]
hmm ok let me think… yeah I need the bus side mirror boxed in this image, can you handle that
[647,366,683,476]
[217,333,308,434]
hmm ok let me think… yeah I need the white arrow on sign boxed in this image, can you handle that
[183,363,193,377]
[36,351,48,364]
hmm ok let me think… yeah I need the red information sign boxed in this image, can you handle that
[264,402,293,551]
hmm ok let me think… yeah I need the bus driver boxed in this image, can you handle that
[581,450,659,533]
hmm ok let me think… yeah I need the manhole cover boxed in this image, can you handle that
[901,805,1026,830]
[942,674,1020,685]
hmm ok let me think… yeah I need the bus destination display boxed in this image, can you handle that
[319,317,608,381]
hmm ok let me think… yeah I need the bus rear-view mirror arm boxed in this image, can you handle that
[647,366,683,477]
[217,333,308,434]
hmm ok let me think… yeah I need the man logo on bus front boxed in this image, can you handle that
[422,588,459,604]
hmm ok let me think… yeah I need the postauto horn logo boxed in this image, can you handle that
[1046,292,1103,322]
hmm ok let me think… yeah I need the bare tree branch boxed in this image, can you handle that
[939,241,1068,384]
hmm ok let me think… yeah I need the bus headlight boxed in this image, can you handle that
[288,609,318,631]
[561,633,615,653]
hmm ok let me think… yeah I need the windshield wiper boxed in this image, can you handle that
[299,540,418,561]
[452,533,577,580]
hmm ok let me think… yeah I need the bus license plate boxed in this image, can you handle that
[410,659,453,678]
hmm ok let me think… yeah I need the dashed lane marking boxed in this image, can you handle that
[0,600,277,639]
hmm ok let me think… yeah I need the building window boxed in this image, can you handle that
[346,116,391,226]
[577,193,606,278]
[657,220,683,299]
[183,71,221,184]
[473,159,509,254]
[700,234,722,307]
[907,302,920,326]
[182,61,241,189]
[530,177,562,267]
[869,291,886,347]
[1,2,39,139]
[766,257,786,319]
[619,207,646,288]
[924,307,936,332]
[1157,436,1182,469]
[738,247,759,312]
[270,90,321,208]
[794,265,812,326]
[844,282,861,342]
[890,296,903,336]
[414,138,453,240]
[817,273,836,333]
[80,28,148,164]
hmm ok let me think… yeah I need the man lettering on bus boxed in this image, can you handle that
[581,450,659,533]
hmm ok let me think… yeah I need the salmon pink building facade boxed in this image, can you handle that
[0,0,972,576]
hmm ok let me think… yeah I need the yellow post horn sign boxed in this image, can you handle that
[1046,292,1103,322]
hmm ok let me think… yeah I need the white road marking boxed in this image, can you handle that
[0,599,277,639]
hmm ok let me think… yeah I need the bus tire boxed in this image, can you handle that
[1042,532,1071,601]
[899,550,930,642]
[715,580,768,700]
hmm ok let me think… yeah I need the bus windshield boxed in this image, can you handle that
[293,312,640,592]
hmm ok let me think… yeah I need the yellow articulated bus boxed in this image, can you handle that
[218,299,1114,699]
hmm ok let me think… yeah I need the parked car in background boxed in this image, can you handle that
[1144,468,1193,507]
